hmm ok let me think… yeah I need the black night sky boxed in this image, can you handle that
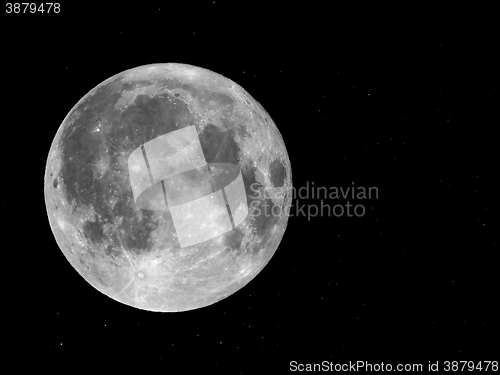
[3,3,498,373]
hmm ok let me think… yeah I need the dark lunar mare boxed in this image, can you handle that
[268,159,287,188]
[59,79,189,255]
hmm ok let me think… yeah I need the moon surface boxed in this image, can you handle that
[44,63,292,312]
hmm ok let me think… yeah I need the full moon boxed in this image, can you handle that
[44,63,292,312]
